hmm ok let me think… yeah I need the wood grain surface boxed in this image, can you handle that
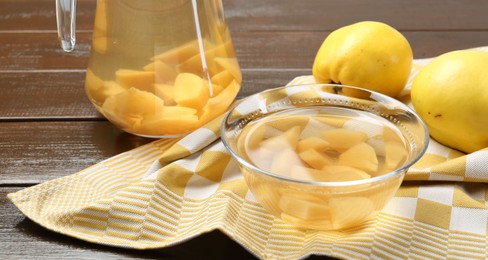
[1,0,488,259]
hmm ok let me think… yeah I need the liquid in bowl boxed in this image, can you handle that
[238,107,409,180]
[236,107,409,230]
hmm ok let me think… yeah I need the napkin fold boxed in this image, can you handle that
[8,47,488,260]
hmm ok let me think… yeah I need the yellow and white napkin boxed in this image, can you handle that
[8,47,488,259]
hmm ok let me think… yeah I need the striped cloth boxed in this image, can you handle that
[8,47,488,259]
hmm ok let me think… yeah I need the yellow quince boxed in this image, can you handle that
[313,21,413,97]
[411,50,488,153]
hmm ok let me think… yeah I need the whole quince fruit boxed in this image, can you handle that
[313,21,413,97]
[411,50,488,153]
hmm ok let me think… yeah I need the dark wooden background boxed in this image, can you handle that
[1,0,488,259]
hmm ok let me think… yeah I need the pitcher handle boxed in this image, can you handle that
[56,0,77,52]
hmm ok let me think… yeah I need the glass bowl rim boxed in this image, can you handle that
[221,83,430,187]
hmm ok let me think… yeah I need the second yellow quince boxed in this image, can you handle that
[411,50,488,153]
[313,21,413,97]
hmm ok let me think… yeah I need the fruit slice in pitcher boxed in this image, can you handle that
[85,69,125,105]
[173,73,210,109]
[151,40,200,65]
[154,84,176,105]
[197,80,240,124]
[139,106,199,136]
[143,60,178,83]
[116,69,155,92]
[214,57,242,83]
[102,88,165,129]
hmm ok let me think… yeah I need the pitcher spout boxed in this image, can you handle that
[56,0,77,52]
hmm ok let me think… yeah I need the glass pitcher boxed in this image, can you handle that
[56,0,242,137]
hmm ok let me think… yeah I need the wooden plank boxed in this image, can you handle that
[0,69,307,120]
[0,32,91,71]
[235,30,487,68]
[223,0,488,31]
[1,188,259,259]
[0,0,96,31]
[0,121,146,184]
[1,0,488,32]
[0,71,99,120]
[1,31,488,71]
[239,69,311,97]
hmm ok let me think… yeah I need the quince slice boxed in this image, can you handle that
[291,165,370,182]
[103,87,165,117]
[211,70,234,88]
[269,148,304,177]
[115,69,155,92]
[102,88,165,130]
[338,142,379,173]
[280,213,333,230]
[265,115,310,133]
[138,100,198,136]
[214,57,242,83]
[247,146,274,174]
[315,116,348,128]
[259,126,302,151]
[300,118,336,139]
[85,69,125,105]
[92,0,107,53]
[278,192,331,220]
[177,41,230,76]
[151,40,200,65]
[383,141,408,171]
[237,121,267,162]
[299,149,335,169]
[343,118,383,137]
[154,84,175,105]
[92,37,108,54]
[85,69,104,91]
[297,136,330,153]
[329,197,375,229]
[140,114,199,136]
[156,105,197,117]
[197,80,240,124]
[290,165,327,182]
[173,73,210,109]
[321,165,371,181]
[321,129,368,152]
[98,81,126,102]
[383,126,404,143]
[143,60,178,83]
[241,121,267,150]
[210,83,224,96]
[367,137,386,156]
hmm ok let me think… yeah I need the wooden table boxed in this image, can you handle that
[1,0,488,259]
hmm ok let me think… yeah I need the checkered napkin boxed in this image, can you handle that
[8,47,488,259]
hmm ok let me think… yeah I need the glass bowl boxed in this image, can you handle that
[221,84,429,230]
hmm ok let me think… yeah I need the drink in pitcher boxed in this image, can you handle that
[57,0,241,137]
